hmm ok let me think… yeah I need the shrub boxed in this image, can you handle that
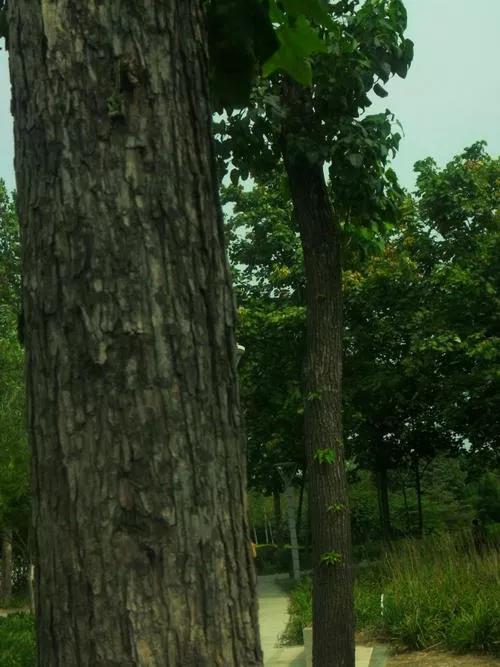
[255,544,291,575]
[0,613,35,667]
[254,544,312,576]
[281,533,500,656]
[377,534,500,654]
[279,577,312,645]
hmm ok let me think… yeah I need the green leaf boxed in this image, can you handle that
[327,502,346,513]
[373,83,388,98]
[348,153,363,168]
[263,15,326,84]
[320,550,342,566]
[395,39,414,78]
[314,448,336,464]
[281,0,336,29]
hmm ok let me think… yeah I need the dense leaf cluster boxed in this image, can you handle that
[226,145,500,495]
[216,0,413,234]
[0,181,28,545]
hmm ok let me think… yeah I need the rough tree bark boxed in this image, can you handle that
[8,1,261,665]
[282,114,355,663]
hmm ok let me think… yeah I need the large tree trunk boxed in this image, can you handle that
[1,528,13,604]
[8,2,261,665]
[283,149,355,665]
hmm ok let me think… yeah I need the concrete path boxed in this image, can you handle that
[258,575,375,667]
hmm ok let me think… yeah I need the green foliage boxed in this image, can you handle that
[224,175,307,492]
[208,0,335,108]
[263,12,326,85]
[313,448,336,465]
[327,502,345,513]
[282,535,500,655]
[319,550,342,566]
[376,537,500,654]
[345,144,500,488]
[0,180,29,541]
[0,1,7,46]
[208,0,279,108]
[227,145,499,522]
[216,0,413,241]
[0,180,20,332]
[237,304,305,493]
[410,144,500,456]
[222,175,303,301]
[279,576,312,645]
[254,544,296,575]
[470,472,500,524]
[0,614,35,667]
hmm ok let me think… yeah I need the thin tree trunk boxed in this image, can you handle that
[296,469,306,539]
[8,2,261,665]
[375,464,392,543]
[284,486,301,581]
[415,457,424,538]
[273,490,283,545]
[1,528,13,604]
[401,479,411,534]
[283,146,354,665]
[27,524,35,613]
[263,509,269,544]
[28,564,35,614]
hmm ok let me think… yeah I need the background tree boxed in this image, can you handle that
[0,180,28,604]
[345,143,500,536]
[412,142,500,460]
[225,143,499,551]
[219,3,413,662]
[223,177,305,535]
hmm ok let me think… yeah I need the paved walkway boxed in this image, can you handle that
[258,575,376,667]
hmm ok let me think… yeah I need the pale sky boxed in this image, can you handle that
[1,0,499,193]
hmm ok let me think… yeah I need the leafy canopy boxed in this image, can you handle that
[216,0,413,241]
[0,181,29,535]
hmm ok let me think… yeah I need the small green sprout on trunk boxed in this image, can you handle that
[313,447,336,464]
[327,502,346,513]
[320,550,342,566]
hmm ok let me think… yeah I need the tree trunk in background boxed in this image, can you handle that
[8,2,261,665]
[273,490,283,544]
[296,470,306,539]
[1,528,13,603]
[28,564,35,614]
[415,457,424,537]
[284,485,301,580]
[375,463,392,543]
[283,147,355,666]
[402,480,411,534]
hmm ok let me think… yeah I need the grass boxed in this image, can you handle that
[0,613,35,667]
[281,533,500,656]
